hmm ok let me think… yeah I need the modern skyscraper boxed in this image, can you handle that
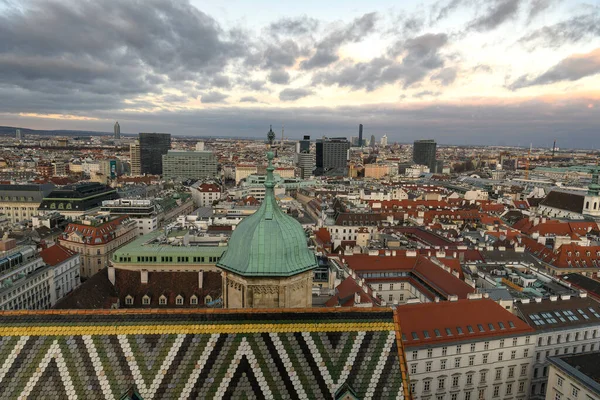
[370,134,376,149]
[298,135,310,153]
[413,139,437,172]
[15,129,22,140]
[315,137,350,174]
[139,133,171,175]
[162,150,218,181]
[380,135,388,147]
[130,140,141,176]
[114,121,120,139]
[295,135,315,179]
[267,125,275,145]
[358,124,363,147]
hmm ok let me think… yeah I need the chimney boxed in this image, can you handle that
[580,291,588,298]
[392,250,397,256]
[467,293,483,300]
[141,269,148,284]
[198,270,204,288]
[108,266,116,286]
[549,295,558,302]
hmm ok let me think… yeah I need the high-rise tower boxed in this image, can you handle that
[358,124,363,147]
[413,139,437,172]
[139,133,171,175]
[114,121,121,139]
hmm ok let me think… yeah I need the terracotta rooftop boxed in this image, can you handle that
[396,298,534,347]
[39,243,76,266]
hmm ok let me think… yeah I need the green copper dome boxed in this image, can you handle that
[217,152,317,277]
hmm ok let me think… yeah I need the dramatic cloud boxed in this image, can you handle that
[468,0,520,31]
[431,67,458,86]
[518,12,600,49]
[527,0,559,22]
[268,69,291,85]
[269,16,319,36]
[432,0,472,23]
[300,13,378,70]
[239,96,259,103]
[279,88,314,101]
[200,91,229,103]
[508,48,600,89]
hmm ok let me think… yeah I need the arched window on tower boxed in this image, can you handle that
[586,201,590,209]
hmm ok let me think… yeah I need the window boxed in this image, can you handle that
[506,382,513,395]
[554,394,562,400]
[484,341,489,350]
[142,295,150,305]
[190,295,198,305]
[176,295,184,305]
[411,364,417,374]
[456,344,462,354]
[442,346,448,356]
[426,362,432,372]
[159,295,167,305]
[525,335,531,344]
[125,295,133,305]
[466,373,473,385]
[427,349,433,358]
[511,350,517,359]
[412,351,418,360]
[478,389,485,399]
[557,376,563,387]
[469,355,475,366]
[508,366,515,378]
[454,357,461,368]
[500,339,505,348]
[438,377,445,390]
[470,343,476,352]
[452,376,459,387]
[410,383,416,394]
[518,381,525,393]
[493,385,500,398]
[512,337,518,346]
[465,391,472,400]
[524,349,529,358]
[498,352,503,361]
[440,359,446,370]
[480,371,487,383]
[423,380,431,392]
[451,394,458,400]
[495,369,502,380]
[388,294,393,302]
[483,353,488,364]
[571,386,579,397]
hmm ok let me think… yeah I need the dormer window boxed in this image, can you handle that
[125,295,133,305]
[190,295,198,305]
[176,295,184,305]
[142,295,150,305]
[205,295,213,304]
[568,252,572,257]
[159,295,167,305]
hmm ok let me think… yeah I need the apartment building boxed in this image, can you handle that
[0,183,55,224]
[514,294,600,399]
[0,244,51,310]
[59,215,138,278]
[399,298,536,400]
[100,198,158,236]
[192,182,222,207]
[546,352,600,400]
[40,243,81,301]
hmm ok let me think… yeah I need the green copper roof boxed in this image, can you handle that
[217,152,317,277]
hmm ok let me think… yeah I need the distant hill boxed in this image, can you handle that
[0,126,132,137]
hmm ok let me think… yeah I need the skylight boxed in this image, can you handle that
[423,330,430,339]
[498,322,505,330]
[411,332,419,340]
[434,329,441,337]
[508,321,515,328]
[477,324,484,332]
[488,323,495,331]
[445,328,453,336]
[467,325,474,333]
[456,327,464,335]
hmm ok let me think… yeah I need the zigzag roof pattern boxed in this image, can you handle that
[0,308,410,400]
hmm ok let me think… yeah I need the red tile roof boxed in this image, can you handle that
[396,298,534,347]
[198,183,220,193]
[40,244,76,266]
[62,215,133,245]
[325,275,380,307]
[412,257,475,299]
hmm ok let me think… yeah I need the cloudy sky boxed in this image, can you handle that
[1,0,599,147]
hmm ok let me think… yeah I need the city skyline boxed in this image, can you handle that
[0,0,599,147]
